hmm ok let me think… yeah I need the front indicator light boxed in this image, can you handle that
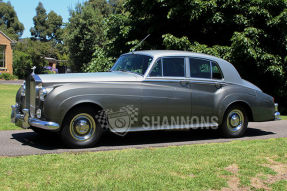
[39,88,47,101]
[36,109,42,119]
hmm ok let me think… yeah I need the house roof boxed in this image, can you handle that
[0,31,17,44]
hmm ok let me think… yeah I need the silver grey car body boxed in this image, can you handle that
[11,50,279,135]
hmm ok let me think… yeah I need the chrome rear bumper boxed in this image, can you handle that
[274,103,280,120]
[11,104,60,131]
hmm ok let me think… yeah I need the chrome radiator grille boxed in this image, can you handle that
[30,79,36,118]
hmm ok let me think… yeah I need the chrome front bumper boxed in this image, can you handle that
[11,104,60,131]
[274,103,280,120]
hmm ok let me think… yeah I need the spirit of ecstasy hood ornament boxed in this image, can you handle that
[31,66,36,75]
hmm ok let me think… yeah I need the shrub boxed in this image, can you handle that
[0,73,17,80]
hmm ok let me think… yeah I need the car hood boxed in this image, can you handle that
[37,72,142,84]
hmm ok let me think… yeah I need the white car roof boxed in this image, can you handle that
[126,50,243,84]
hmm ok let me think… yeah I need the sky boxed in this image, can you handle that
[4,0,88,38]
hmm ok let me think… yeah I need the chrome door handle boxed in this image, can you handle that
[215,83,222,89]
[179,81,190,88]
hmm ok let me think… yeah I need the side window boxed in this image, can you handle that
[162,58,185,77]
[190,58,211,79]
[149,57,185,77]
[149,59,162,77]
[212,62,223,80]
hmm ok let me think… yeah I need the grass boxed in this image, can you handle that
[281,115,287,120]
[0,138,287,190]
[0,84,21,130]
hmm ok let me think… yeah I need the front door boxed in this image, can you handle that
[140,57,191,130]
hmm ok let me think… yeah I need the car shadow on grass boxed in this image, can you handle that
[11,127,275,151]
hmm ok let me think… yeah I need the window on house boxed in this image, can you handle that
[0,45,6,69]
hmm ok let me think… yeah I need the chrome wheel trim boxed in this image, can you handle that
[227,109,244,132]
[69,113,96,141]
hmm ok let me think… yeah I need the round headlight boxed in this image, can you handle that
[39,88,47,101]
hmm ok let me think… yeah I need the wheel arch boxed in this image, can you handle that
[224,101,253,123]
[60,101,104,129]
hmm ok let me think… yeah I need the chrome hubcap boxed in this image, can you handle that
[75,120,90,135]
[227,109,244,132]
[70,113,96,141]
[230,114,240,127]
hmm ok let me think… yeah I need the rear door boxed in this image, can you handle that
[188,57,224,124]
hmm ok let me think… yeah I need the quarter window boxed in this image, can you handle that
[212,62,223,79]
[190,58,211,79]
[149,59,162,77]
[149,57,185,77]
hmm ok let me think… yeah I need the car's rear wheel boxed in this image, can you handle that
[220,105,248,138]
[61,107,103,148]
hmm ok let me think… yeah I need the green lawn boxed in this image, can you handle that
[0,138,287,190]
[0,84,20,130]
[281,115,287,120]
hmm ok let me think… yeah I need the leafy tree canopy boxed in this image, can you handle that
[13,38,69,79]
[66,0,287,112]
[0,0,24,39]
[30,2,63,42]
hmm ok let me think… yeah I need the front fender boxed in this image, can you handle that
[43,83,106,127]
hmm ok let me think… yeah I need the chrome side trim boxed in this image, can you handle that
[110,123,218,133]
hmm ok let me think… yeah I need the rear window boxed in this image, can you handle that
[190,58,211,79]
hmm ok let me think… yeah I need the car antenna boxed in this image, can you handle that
[131,34,150,54]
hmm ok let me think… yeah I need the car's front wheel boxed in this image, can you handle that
[220,105,248,138]
[61,107,103,148]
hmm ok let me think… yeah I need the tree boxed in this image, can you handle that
[0,1,24,39]
[66,0,287,112]
[46,11,63,42]
[122,0,287,113]
[30,2,63,42]
[13,39,62,78]
[65,0,113,72]
[30,2,47,41]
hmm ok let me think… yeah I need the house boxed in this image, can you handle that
[44,57,68,73]
[0,31,16,75]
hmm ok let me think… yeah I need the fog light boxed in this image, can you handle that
[36,109,41,119]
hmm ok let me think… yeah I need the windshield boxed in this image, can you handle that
[111,54,153,76]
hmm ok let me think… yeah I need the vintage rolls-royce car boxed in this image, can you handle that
[11,50,280,148]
